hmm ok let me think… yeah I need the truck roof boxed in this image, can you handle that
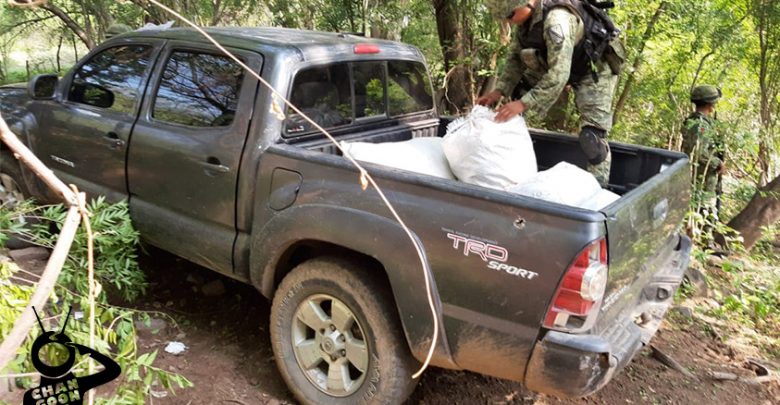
[121,27,424,63]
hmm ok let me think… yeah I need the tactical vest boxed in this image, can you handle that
[521,0,620,82]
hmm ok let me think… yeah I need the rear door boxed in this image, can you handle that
[127,42,262,274]
[29,41,161,200]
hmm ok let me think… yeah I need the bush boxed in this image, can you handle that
[0,198,191,403]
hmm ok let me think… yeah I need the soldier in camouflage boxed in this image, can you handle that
[681,85,725,215]
[478,0,623,186]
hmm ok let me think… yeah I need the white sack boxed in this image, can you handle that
[442,106,537,189]
[341,137,456,179]
[507,162,602,208]
[581,189,621,211]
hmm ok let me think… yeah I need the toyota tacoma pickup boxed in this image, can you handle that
[0,27,691,404]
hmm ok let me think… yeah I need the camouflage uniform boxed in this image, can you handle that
[681,112,723,194]
[489,0,620,186]
[681,85,724,226]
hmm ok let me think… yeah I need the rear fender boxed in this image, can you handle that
[249,204,455,367]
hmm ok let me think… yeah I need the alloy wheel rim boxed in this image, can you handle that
[291,293,369,397]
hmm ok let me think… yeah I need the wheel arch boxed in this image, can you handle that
[250,204,456,367]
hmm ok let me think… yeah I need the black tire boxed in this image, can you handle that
[271,257,418,405]
[0,150,39,249]
[0,150,30,206]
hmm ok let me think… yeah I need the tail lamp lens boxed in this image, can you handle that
[544,238,608,330]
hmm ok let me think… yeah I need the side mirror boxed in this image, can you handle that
[28,74,59,100]
[69,81,115,109]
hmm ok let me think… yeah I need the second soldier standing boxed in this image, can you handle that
[681,85,725,222]
[478,0,625,186]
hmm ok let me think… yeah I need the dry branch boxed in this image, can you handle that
[0,205,81,371]
[650,345,698,380]
[0,114,78,206]
[0,113,83,373]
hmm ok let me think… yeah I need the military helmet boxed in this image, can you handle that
[690,85,721,104]
[486,0,531,20]
[105,24,132,40]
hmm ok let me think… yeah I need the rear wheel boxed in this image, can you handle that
[271,257,418,404]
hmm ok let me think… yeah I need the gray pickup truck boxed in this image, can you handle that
[0,28,691,404]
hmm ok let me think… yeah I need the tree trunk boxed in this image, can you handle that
[613,1,667,124]
[432,0,472,113]
[728,174,780,250]
[56,35,64,73]
[479,21,511,96]
[129,0,166,24]
[41,3,95,49]
[754,0,780,186]
[72,35,79,61]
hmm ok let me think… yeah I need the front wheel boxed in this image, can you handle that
[270,257,418,405]
[0,150,29,207]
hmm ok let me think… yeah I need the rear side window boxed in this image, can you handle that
[68,45,153,114]
[284,60,433,136]
[153,50,245,127]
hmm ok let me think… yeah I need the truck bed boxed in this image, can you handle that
[287,117,684,199]
[258,117,690,387]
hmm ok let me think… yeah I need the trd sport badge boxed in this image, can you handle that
[23,307,120,405]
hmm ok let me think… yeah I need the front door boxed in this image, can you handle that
[29,41,161,201]
[127,43,262,275]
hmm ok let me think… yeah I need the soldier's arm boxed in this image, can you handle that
[520,8,579,115]
[681,119,698,156]
[495,31,525,97]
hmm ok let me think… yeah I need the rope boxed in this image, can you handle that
[70,185,96,405]
[143,0,440,379]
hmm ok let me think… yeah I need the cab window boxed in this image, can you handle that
[68,45,153,114]
[284,60,433,137]
[285,64,352,135]
[387,61,433,116]
[152,50,245,127]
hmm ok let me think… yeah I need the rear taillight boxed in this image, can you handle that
[544,238,608,332]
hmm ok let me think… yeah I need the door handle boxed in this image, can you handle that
[103,132,125,149]
[199,157,231,174]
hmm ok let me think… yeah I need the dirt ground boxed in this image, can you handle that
[2,248,779,405]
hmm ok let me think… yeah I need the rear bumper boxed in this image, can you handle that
[524,234,692,398]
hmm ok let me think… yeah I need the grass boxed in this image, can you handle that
[677,230,780,361]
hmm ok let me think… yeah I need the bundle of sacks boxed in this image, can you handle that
[340,106,619,210]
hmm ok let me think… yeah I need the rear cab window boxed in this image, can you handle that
[284,60,433,137]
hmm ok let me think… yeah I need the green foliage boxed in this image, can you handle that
[0,199,191,403]
[709,264,780,339]
[0,199,33,246]
[21,198,146,302]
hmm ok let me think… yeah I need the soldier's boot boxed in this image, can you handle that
[587,151,611,188]
[579,126,611,187]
